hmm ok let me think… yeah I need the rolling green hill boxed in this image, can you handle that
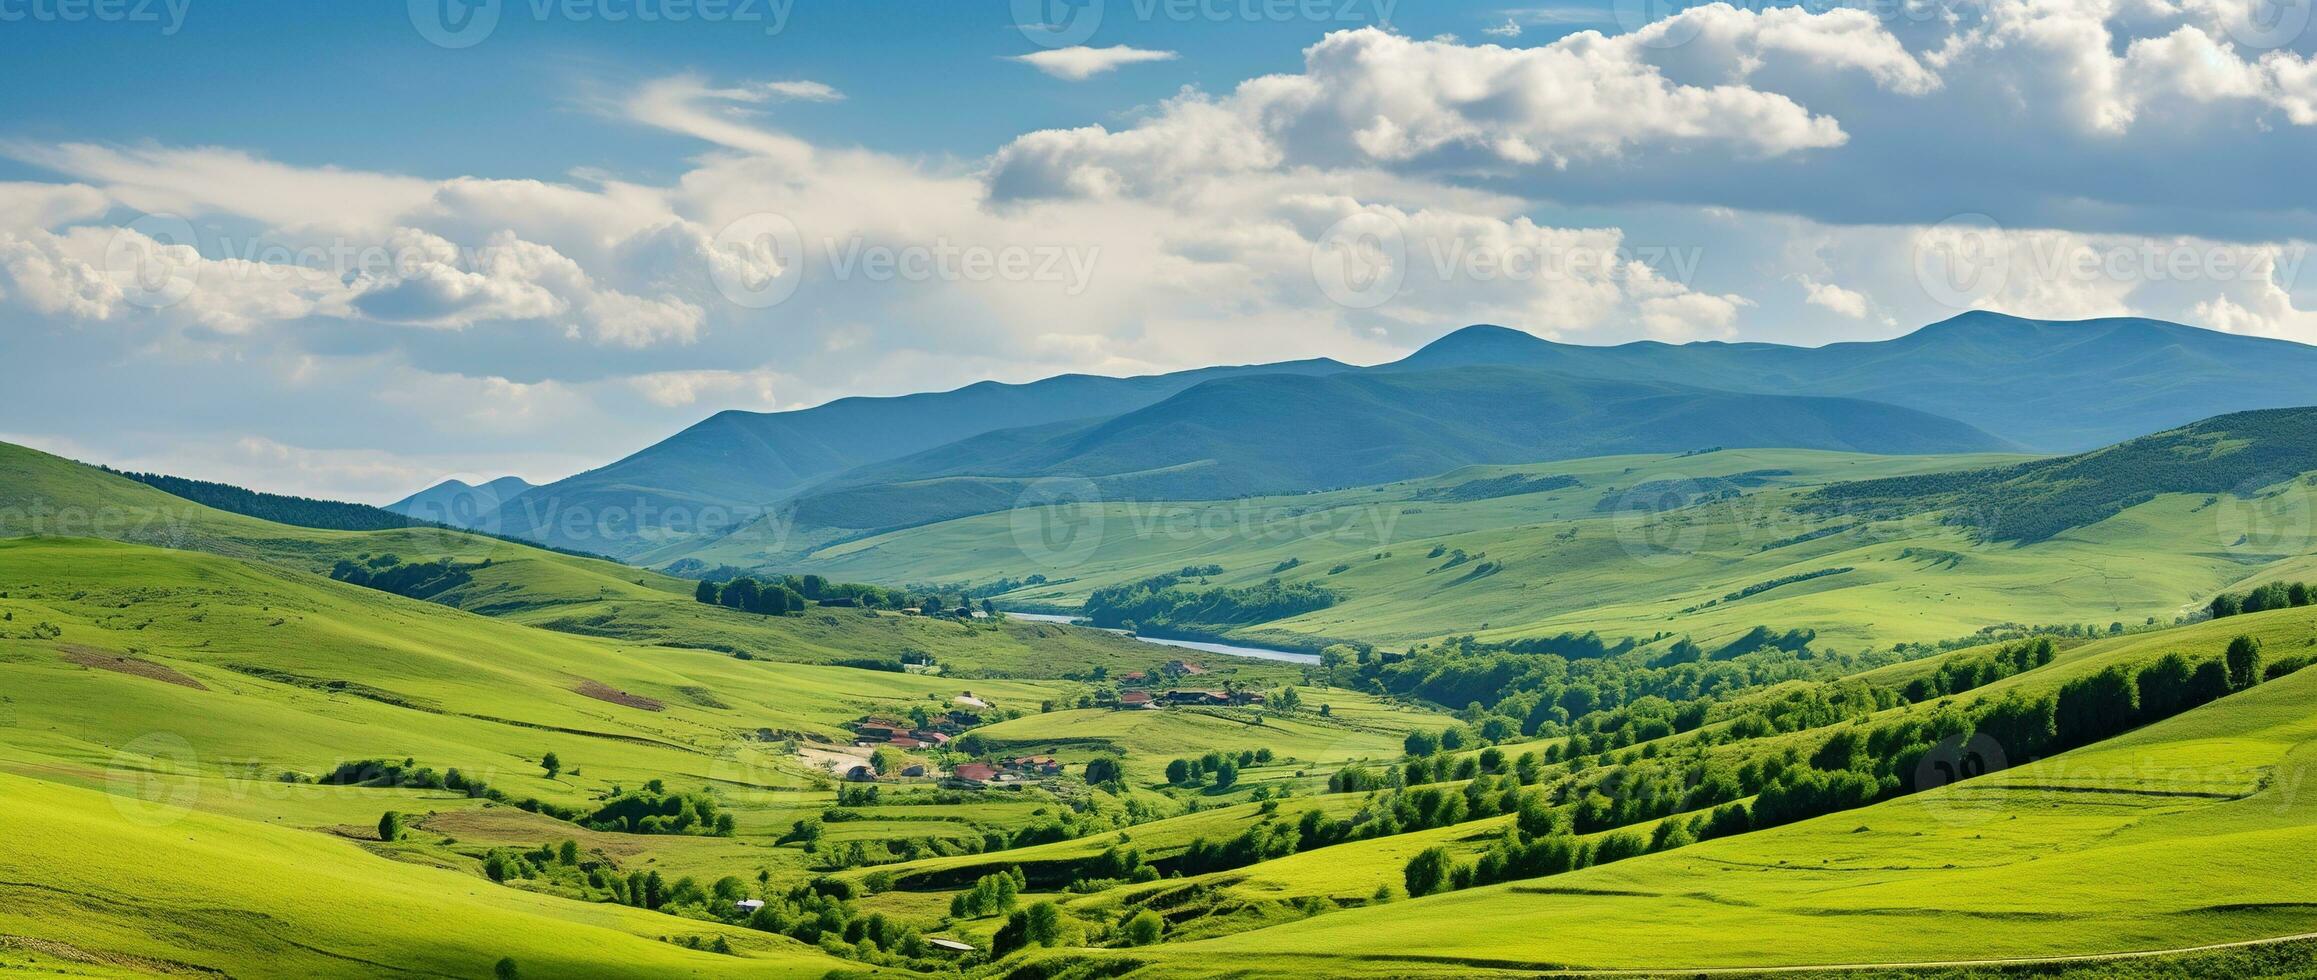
[767,367,2007,539]
[1098,604,2317,975]
[711,408,2317,657]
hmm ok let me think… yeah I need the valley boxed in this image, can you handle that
[10,318,2317,978]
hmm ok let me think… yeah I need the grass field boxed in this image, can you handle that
[0,772,857,978]
[11,434,2317,977]
[729,448,2317,655]
[1070,606,2317,975]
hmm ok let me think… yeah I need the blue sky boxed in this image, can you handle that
[4,0,2317,502]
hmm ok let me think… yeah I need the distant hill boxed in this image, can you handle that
[495,358,1351,556]
[778,367,2008,534]
[503,311,2317,558]
[385,475,536,531]
[1392,312,2317,452]
[1813,406,2317,542]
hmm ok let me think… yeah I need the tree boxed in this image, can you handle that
[1274,686,1303,714]
[541,752,561,778]
[1023,901,1064,947]
[2227,634,2264,691]
[557,839,579,865]
[1404,846,1453,897]
[1123,909,1164,945]
[1165,758,1193,785]
[693,580,718,604]
[720,578,757,610]
[494,958,519,980]
[1212,760,1239,789]
[870,745,908,776]
[377,810,403,842]
[1403,730,1440,756]
[1083,756,1123,786]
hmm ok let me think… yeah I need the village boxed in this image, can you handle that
[837,659,1268,787]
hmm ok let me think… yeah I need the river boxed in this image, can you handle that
[1004,611,1322,665]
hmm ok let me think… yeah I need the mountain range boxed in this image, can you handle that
[402,312,2317,561]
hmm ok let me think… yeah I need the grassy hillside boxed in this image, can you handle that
[0,440,1222,678]
[996,603,2317,975]
[1815,406,2317,542]
[703,442,2317,654]
[0,772,849,978]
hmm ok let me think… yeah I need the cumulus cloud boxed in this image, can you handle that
[10,3,2317,494]
[1011,45,1181,81]
[1798,276,1871,319]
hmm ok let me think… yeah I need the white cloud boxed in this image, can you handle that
[764,80,845,102]
[1798,276,1871,319]
[1482,19,1521,38]
[1010,45,1181,81]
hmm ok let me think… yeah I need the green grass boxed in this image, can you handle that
[0,772,852,978]
[968,691,1441,784]
[731,447,2317,655]
[1085,609,2317,975]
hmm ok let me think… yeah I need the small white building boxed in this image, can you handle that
[925,937,974,953]
[735,899,765,912]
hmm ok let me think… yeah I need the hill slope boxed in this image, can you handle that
[739,406,2317,652]
[494,357,1351,556]
[774,367,2007,535]
[1815,406,2317,542]
[1394,312,2317,453]
[385,475,536,531]
[1116,604,2317,975]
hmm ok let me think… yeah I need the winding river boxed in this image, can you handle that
[1005,611,1321,665]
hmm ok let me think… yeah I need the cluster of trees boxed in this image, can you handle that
[1405,798,1671,898]
[108,467,431,532]
[695,576,810,616]
[329,555,475,600]
[583,784,736,836]
[312,757,580,820]
[1899,637,2057,702]
[948,869,1024,918]
[1411,473,1580,503]
[1385,635,2290,901]
[2210,581,2315,619]
[1164,748,1276,788]
[1081,573,1338,633]
[1808,410,2317,542]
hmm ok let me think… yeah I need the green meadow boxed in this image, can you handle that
[9,423,2317,977]
[747,447,2315,655]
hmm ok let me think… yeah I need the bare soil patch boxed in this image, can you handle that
[573,678,664,711]
[58,644,206,690]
